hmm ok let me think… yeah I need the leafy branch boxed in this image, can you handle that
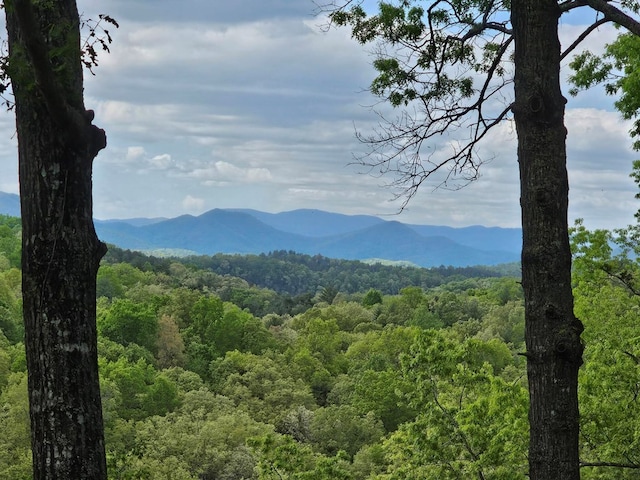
[321,0,640,210]
[0,5,118,110]
[80,14,119,75]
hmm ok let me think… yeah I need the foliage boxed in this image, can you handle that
[0,216,20,269]
[98,298,159,354]
[569,34,640,150]
[380,329,529,479]
[570,221,640,476]
[0,372,31,480]
[9,210,640,476]
[182,249,513,297]
[327,0,514,202]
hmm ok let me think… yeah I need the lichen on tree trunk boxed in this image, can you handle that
[511,1,584,478]
[5,0,108,478]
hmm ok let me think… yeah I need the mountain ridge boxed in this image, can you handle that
[0,191,522,267]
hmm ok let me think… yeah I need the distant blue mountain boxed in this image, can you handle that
[0,192,20,217]
[94,209,521,267]
[234,209,521,254]
[407,224,522,254]
[230,208,384,237]
[96,217,167,227]
[0,192,522,267]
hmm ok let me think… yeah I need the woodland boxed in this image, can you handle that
[1,214,639,479]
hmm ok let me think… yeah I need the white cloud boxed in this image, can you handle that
[189,161,272,186]
[126,146,146,161]
[148,154,173,170]
[182,195,205,212]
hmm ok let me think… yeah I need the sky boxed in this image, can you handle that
[0,1,638,228]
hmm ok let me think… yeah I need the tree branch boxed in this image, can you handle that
[585,0,640,36]
[561,18,608,61]
[581,460,640,469]
[559,0,589,14]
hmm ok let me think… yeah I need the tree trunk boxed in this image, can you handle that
[511,1,584,479]
[5,0,108,478]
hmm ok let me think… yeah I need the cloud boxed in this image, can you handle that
[182,195,205,212]
[189,161,272,186]
[126,146,146,161]
[0,2,635,229]
[148,154,174,170]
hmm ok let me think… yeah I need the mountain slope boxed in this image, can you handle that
[316,221,517,266]
[0,191,521,267]
[99,209,315,255]
[232,208,385,237]
[236,208,521,254]
[93,210,519,267]
[0,192,20,218]
[408,224,522,254]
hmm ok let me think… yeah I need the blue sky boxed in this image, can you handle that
[0,0,637,228]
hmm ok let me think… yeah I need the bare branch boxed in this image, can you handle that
[321,0,515,211]
[561,18,608,61]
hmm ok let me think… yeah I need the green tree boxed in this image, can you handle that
[131,389,272,479]
[376,330,528,479]
[362,288,383,307]
[187,295,225,344]
[310,405,385,458]
[4,2,117,476]
[0,269,22,343]
[325,1,640,477]
[570,222,640,476]
[97,263,154,299]
[98,298,159,354]
[100,357,179,421]
[292,317,350,375]
[0,217,20,269]
[252,434,353,480]
[0,372,31,480]
[212,351,316,425]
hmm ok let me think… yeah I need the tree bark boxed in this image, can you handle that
[511,1,584,479]
[5,0,108,478]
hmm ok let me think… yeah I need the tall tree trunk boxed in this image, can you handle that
[5,0,108,478]
[511,1,584,478]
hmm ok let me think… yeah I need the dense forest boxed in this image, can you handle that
[0,214,638,479]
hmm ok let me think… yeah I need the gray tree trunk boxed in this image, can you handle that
[512,1,584,478]
[5,0,108,478]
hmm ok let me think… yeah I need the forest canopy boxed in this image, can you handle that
[0,214,639,478]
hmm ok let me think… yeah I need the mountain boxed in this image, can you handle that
[96,217,167,227]
[230,208,385,237]
[314,221,516,266]
[233,209,521,254]
[0,192,522,267]
[407,224,523,254]
[97,209,314,256]
[94,209,521,267]
[0,192,20,217]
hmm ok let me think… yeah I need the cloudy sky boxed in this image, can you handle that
[0,1,637,228]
